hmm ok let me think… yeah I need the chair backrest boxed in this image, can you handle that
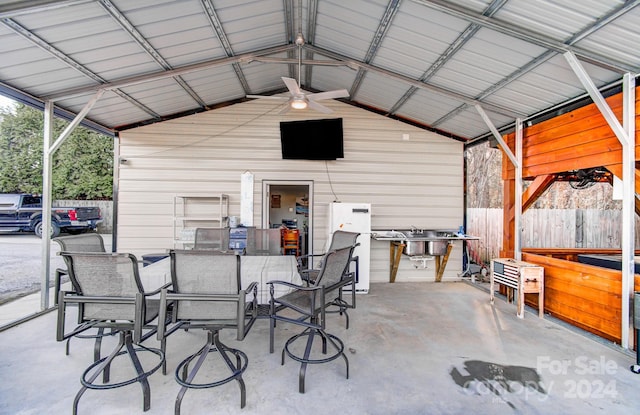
[312,245,357,303]
[246,228,281,255]
[194,227,229,251]
[60,251,143,321]
[54,233,106,253]
[170,250,241,320]
[328,230,360,252]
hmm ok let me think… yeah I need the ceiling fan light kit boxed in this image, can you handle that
[246,25,349,114]
[291,98,308,109]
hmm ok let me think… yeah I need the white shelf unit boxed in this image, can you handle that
[173,194,229,248]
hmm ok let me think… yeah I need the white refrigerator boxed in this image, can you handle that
[328,202,371,293]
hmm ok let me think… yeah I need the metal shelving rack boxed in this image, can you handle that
[173,194,229,248]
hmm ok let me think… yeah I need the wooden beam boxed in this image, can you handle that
[523,174,556,211]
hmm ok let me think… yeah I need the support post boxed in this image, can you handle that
[40,101,54,309]
[565,51,635,349]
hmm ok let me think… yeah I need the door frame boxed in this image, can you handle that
[261,179,313,257]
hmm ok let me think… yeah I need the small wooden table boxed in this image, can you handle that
[490,258,544,319]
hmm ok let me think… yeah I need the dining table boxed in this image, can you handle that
[139,253,302,305]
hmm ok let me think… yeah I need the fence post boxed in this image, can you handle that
[575,209,584,248]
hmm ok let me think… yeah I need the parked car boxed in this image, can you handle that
[0,193,102,237]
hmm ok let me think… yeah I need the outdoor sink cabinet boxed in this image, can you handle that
[371,229,479,283]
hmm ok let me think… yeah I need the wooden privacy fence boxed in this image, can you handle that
[466,208,640,264]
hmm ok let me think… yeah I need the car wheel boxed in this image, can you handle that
[34,221,61,238]
[66,229,85,235]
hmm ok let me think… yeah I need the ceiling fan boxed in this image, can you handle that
[246,33,349,114]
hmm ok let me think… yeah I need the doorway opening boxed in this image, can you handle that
[262,180,313,259]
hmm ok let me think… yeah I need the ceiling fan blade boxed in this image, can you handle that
[278,103,292,115]
[246,94,288,100]
[307,100,333,114]
[281,77,302,95]
[307,89,349,101]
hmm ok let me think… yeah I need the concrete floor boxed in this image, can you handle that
[1,281,639,415]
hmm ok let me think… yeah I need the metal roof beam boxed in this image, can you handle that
[0,82,114,136]
[306,44,525,119]
[349,0,401,98]
[45,44,296,101]
[388,0,507,115]
[285,0,297,78]
[303,0,319,86]
[412,0,640,74]
[1,16,160,119]
[0,0,92,18]
[432,0,639,134]
[200,0,251,95]
[99,0,207,108]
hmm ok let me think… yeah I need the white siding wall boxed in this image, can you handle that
[117,99,464,282]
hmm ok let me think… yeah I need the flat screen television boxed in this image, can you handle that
[280,118,344,160]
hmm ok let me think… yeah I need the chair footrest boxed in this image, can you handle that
[175,345,248,389]
[283,328,345,365]
[80,344,164,390]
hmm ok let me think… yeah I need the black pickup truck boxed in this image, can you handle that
[0,193,102,237]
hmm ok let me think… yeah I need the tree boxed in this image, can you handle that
[0,104,113,199]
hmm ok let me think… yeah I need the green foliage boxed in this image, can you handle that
[0,104,113,199]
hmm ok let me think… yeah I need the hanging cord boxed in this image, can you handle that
[325,160,340,202]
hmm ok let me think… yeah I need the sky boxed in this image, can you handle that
[0,94,17,110]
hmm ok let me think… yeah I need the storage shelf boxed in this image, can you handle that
[173,194,229,248]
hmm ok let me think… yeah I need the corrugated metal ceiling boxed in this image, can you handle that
[0,0,638,142]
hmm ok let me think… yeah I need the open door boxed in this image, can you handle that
[262,180,313,257]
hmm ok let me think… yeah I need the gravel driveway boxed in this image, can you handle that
[0,233,111,304]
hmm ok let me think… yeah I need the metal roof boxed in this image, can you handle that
[0,0,638,141]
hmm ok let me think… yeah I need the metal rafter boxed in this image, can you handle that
[0,0,92,18]
[432,0,640,131]
[285,0,297,78]
[388,0,507,115]
[306,44,524,119]
[0,17,159,118]
[200,0,251,94]
[349,0,402,98]
[99,0,207,108]
[303,0,318,86]
[412,0,640,73]
[45,44,296,101]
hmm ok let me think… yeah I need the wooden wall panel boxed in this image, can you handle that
[501,86,640,180]
[522,252,640,344]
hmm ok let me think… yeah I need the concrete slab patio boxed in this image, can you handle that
[1,281,638,415]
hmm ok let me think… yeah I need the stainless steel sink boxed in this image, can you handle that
[400,229,449,256]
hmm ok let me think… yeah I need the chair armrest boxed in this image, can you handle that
[143,282,172,297]
[266,279,321,291]
[245,281,258,293]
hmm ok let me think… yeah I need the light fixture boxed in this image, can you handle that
[291,97,308,109]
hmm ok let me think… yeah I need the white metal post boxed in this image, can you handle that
[515,118,523,261]
[565,52,635,349]
[40,101,54,309]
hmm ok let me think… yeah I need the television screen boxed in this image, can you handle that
[280,118,344,160]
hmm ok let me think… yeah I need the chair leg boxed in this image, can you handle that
[213,331,247,409]
[124,333,152,412]
[282,326,349,394]
[299,327,316,393]
[269,315,276,353]
[93,328,108,383]
[73,331,164,415]
[74,331,126,415]
[174,330,248,415]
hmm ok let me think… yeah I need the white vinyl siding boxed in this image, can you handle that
[117,99,464,282]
